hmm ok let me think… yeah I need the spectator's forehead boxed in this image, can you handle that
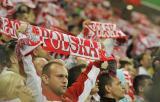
[50,64,68,75]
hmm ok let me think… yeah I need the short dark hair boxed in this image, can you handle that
[68,64,87,87]
[42,60,65,76]
[98,73,114,97]
[0,39,17,68]
[0,45,10,68]
[13,4,31,19]
[107,60,117,75]
[133,75,151,95]
[5,39,17,57]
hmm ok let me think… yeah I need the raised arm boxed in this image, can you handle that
[22,55,47,102]
[66,61,105,102]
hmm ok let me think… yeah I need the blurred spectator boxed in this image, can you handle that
[85,80,100,102]
[5,40,20,73]
[133,75,152,102]
[145,81,160,102]
[119,58,137,79]
[152,56,160,83]
[138,52,152,76]
[0,71,34,102]
[68,63,100,102]
[68,64,86,87]
[0,45,10,73]
[98,73,125,102]
[117,69,134,102]
[146,56,160,102]
[33,57,48,76]
[0,40,20,73]
[0,34,12,44]
[13,4,36,24]
[32,46,51,61]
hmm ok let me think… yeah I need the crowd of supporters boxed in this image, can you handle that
[0,0,160,102]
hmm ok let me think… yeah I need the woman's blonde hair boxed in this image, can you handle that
[0,71,24,99]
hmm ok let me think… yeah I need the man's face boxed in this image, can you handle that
[125,64,137,79]
[141,54,152,68]
[48,64,68,95]
[110,77,125,100]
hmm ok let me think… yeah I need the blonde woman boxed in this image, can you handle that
[0,71,35,102]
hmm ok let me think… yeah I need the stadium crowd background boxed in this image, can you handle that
[0,0,160,102]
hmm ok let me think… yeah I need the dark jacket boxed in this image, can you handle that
[100,96,116,102]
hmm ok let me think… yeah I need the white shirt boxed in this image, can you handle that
[138,66,149,75]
